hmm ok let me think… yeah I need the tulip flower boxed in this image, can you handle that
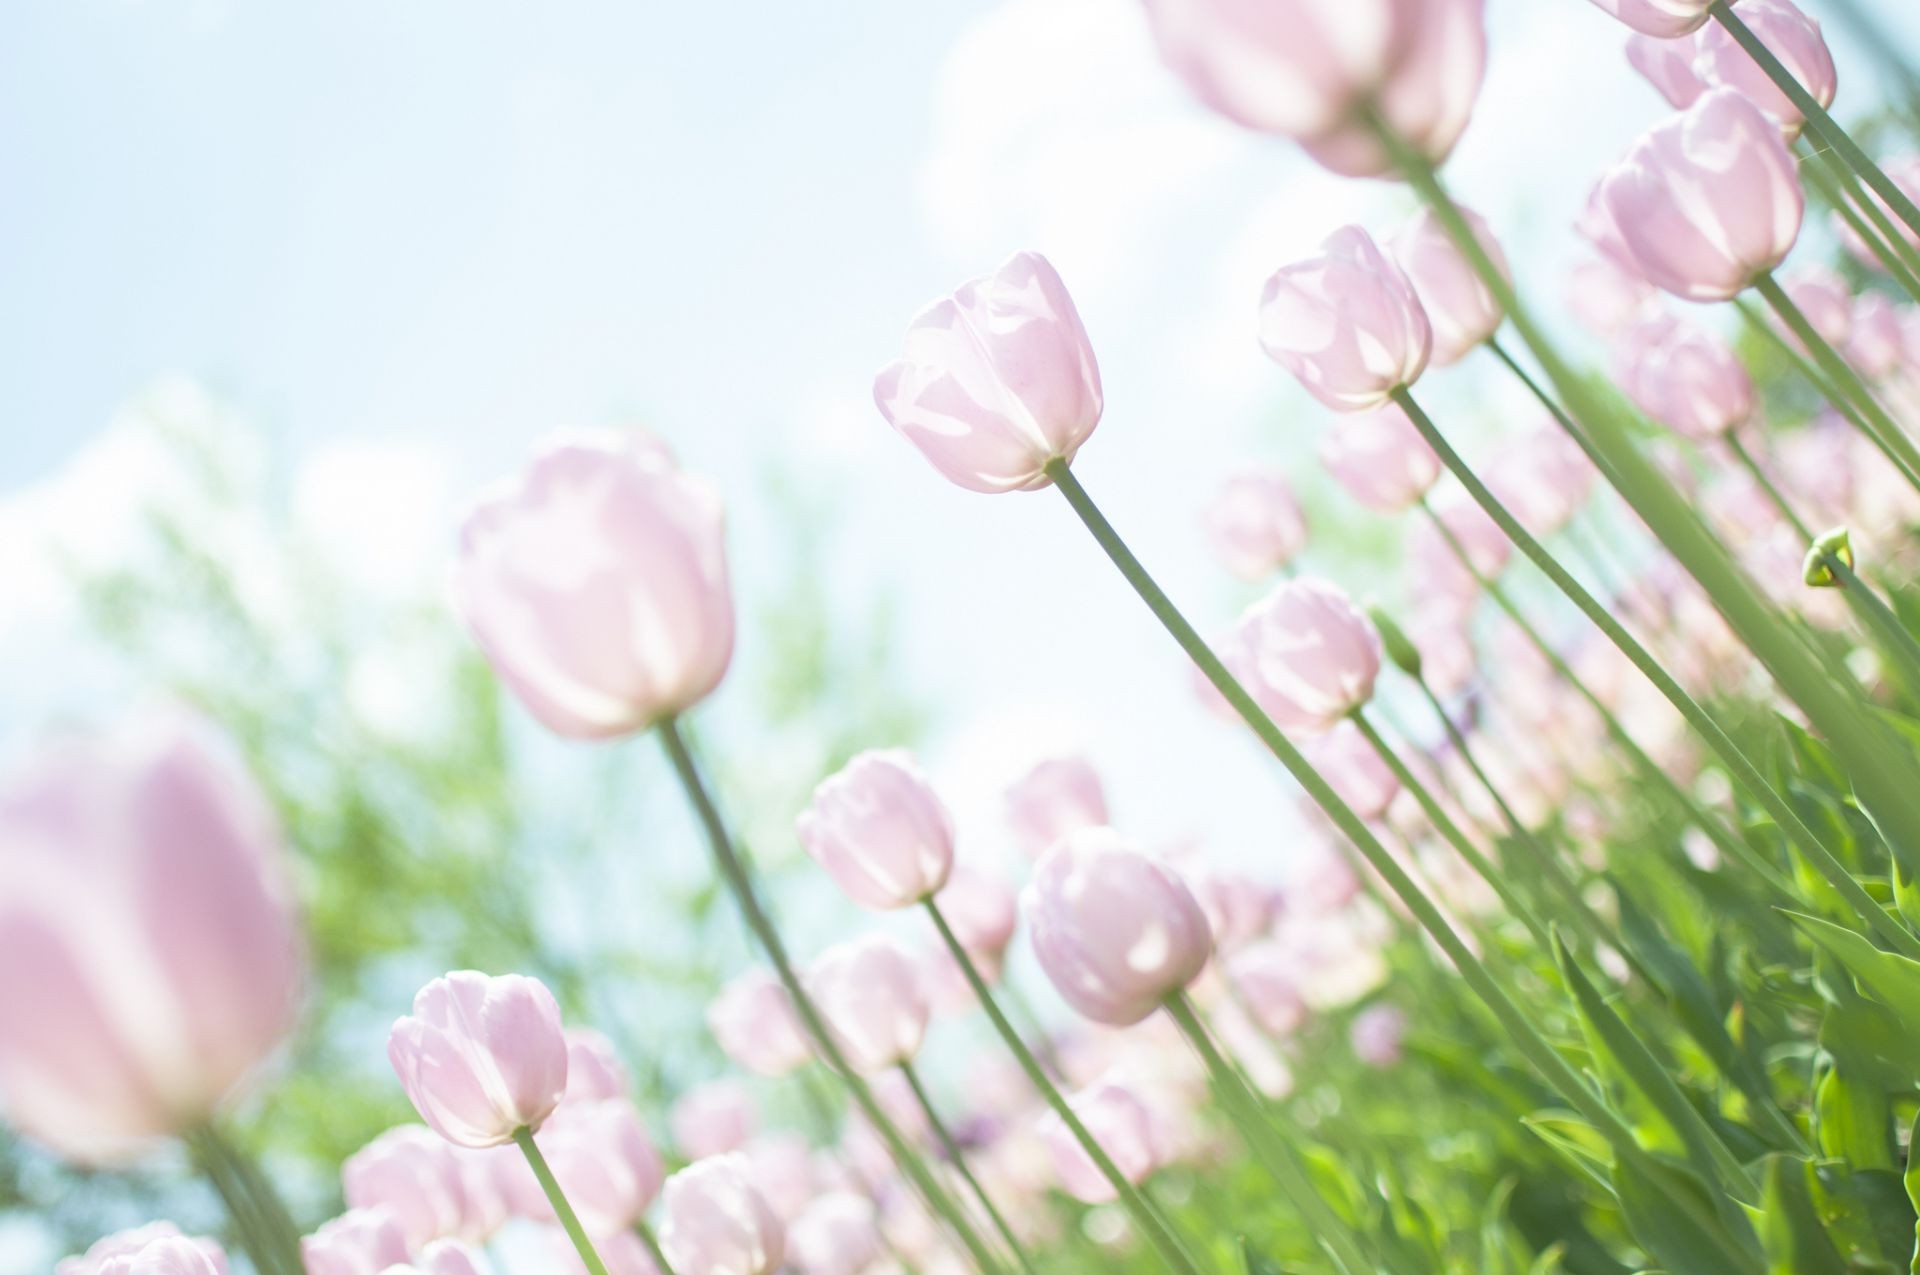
[1169,849,1279,954]
[929,864,1019,977]
[1038,1076,1161,1203]
[1693,0,1835,136]
[1409,502,1513,606]
[742,1133,820,1223]
[59,1226,228,1275]
[454,431,734,739]
[1304,720,1402,821]
[560,1028,630,1106]
[1004,754,1109,858]
[1613,313,1755,441]
[507,1099,664,1235]
[1024,828,1213,1026]
[1596,87,1804,301]
[1317,401,1444,512]
[1390,205,1510,366]
[659,1155,787,1275]
[1849,293,1905,381]
[1228,577,1383,734]
[805,935,931,1074]
[387,972,568,1149]
[409,1241,495,1275]
[1350,1003,1409,1066]
[342,1125,475,1250]
[301,1208,411,1275]
[1404,603,1479,698]
[787,1192,885,1275]
[0,712,305,1163]
[1227,943,1310,1038]
[1584,0,1716,38]
[1781,267,1854,347]
[84,1237,224,1275]
[873,251,1103,494]
[1259,226,1432,411]
[1205,468,1309,580]
[1566,256,1658,337]
[706,968,812,1078]
[1625,33,1707,108]
[796,749,955,909]
[1487,428,1596,538]
[670,1080,758,1160]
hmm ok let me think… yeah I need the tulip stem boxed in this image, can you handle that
[634,1222,678,1275]
[1800,142,1920,301]
[1725,434,1815,543]
[656,719,1009,1275]
[922,897,1206,1275]
[1160,993,1382,1275]
[514,1126,613,1275]
[187,1127,301,1275]
[899,1061,1038,1275]
[1823,550,1920,695]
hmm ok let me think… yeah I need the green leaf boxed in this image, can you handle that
[1757,1154,1849,1273]
[1239,1236,1285,1275]
[1816,1066,1896,1170]
[1523,1112,1616,1193]
[1785,910,1920,1013]
[1820,998,1920,1091]
[1904,1110,1920,1274]
[1614,1155,1763,1275]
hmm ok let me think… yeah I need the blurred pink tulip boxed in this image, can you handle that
[1565,255,1657,338]
[1304,720,1402,821]
[1613,313,1755,441]
[797,749,955,909]
[1390,205,1510,366]
[660,1155,787,1275]
[1404,602,1478,697]
[1260,226,1432,411]
[1170,850,1279,955]
[512,1098,663,1235]
[84,1237,223,1275]
[874,251,1103,494]
[1318,401,1444,512]
[931,864,1020,975]
[742,1133,820,1223]
[387,971,567,1149]
[59,1225,228,1275]
[1038,1075,1160,1203]
[0,712,305,1163]
[1350,1003,1409,1066]
[454,431,734,739]
[707,968,811,1078]
[1205,469,1309,580]
[1596,87,1803,301]
[342,1125,474,1250]
[1409,502,1512,604]
[1625,33,1706,107]
[411,1240,495,1275]
[1005,754,1110,859]
[1024,827,1213,1026]
[1849,294,1905,381]
[1298,0,1488,178]
[301,1207,410,1275]
[540,1228,658,1275]
[670,1080,758,1160]
[1492,428,1596,537]
[1228,577,1383,734]
[1227,943,1310,1038]
[805,935,930,1074]
[788,1192,884,1275]
[560,1027,630,1106]
[1781,267,1853,347]
[1584,0,1715,37]
[1693,0,1834,136]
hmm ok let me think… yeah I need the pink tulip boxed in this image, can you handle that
[83,1238,223,1275]
[387,972,568,1149]
[797,750,955,909]
[874,251,1103,494]
[742,1133,821,1222]
[788,1192,884,1275]
[1596,87,1803,301]
[706,968,812,1078]
[659,1155,787,1275]
[1781,267,1853,347]
[1613,313,1755,441]
[1835,156,1920,263]
[511,1098,664,1235]
[1350,1003,1409,1066]
[301,1208,410,1275]
[1488,428,1596,538]
[1409,502,1512,604]
[1170,850,1279,955]
[1693,0,1835,136]
[1304,720,1401,821]
[59,1226,228,1275]
[1038,1076,1160,1203]
[1584,0,1715,38]
[560,1027,630,1105]
[1849,294,1905,381]
[930,864,1020,975]
[670,1080,758,1160]
[1317,401,1443,512]
[1024,827,1213,1026]
[1566,255,1657,338]
[1260,226,1432,411]
[454,431,734,739]
[538,1228,657,1275]
[412,1241,495,1275]
[1227,942,1310,1038]
[1403,602,1478,697]
[1204,469,1309,580]
[805,935,930,1074]
[1004,754,1109,859]
[1228,577,1382,734]
[1625,33,1707,107]
[0,712,305,1163]
[1390,205,1510,366]
[342,1125,475,1250]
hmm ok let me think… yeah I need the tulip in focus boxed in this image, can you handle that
[805,935,930,1074]
[873,251,1103,494]
[1625,33,1706,108]
[1038,1075,1161,1204]
[659,1154,787,1275]
[1005,753,1109,858]
[0,712,305,1163]
[342,1125,475,1250]
[1317,402,1444,512]
[301,1207,410,1275]
[1259,226,1432,411]
[1228,577,1383,734]
[670,1079,758,1160]
[1613,313,1756,441]
[1584,0,1716,38]
[1205,468,1309,580]
[59,1225,228,1275]
[387,971,568,1149]
[1390,204,1510,366]
[1305,720,1402,821]
[1692,0,1835,136]
[707,968,812,1078]
[797,749,955,909]
[1023,827,1214,1026]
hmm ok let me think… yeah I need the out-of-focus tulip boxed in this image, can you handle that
[1228,577,1383,734]
[0,713,305,1163]
[1693,0,1835,136]
[1491,428,1596,538]
[1596,88,1803,301]
[1205,469,1309,580]
[1038,1075,1161,1203]
[707,969,811,1078]
[1625,33,1706,107]
[387,972,567,1149]
[670,1080,758,1161]
[1613,313,1755,441]
[1227,942,1310,1038]
[1584,0,1715,38]
[1318,402,1443,512]
[301,1208,410,1275]
[1781,267,1853,347]
[1566,255,1657,338]
[1835,156,1920,263]
[660,1155,786,1275]
[453,432,733,739]
[59,1225,228,1275]
[797,750,955,909]
[1304,720,1401,821]
[1404,603,1478,697]
[788,1192,884,1275]
[742,1133,820,1223]
[1409,502,1512,604]
[805,936,930,1074]
[1260,226,1432,411]
[84,1237,223,1275]
[1298,0,1488,178]
[539,1228,657,1275]
[414,1240,496,1275]
[1390,205,1510,365]
[1170,849,1279,955]
[873,251,1103,494]
[930,864,1020,976]
[513,1099,664,1235]
[343,1125,474,1250]
[1024,828,1213,1026]
[1005,754,1109,858]
[1850,294,1905,381]
[560,1028,629,1106]
[1350,1003,1409,1066]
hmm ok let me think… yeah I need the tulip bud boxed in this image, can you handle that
[1803,526,1853,587]
[1625,33,1706,108]
[1204,469,1309,581]
[59,1226,228,1275]
[796,750,955,909]
[1260,226,1432,411]
[1038,1075,1161,1203]
[301,1207,410,1275]
[1693,0,1836,137]
[387,972,568,1149]
[1366,605,1423,679]
[660,1155,787,1275]
[707,969,811,1078]
[670,1080,757,1160]
[342,1125,475,1251]
[1390,205,1510,366]
[1584,0,1715,38]
[1318,402,1444,512]
[1228,577,1383,734]
[874,251,1103,494]
[1023,828,1213,1026]
[1004,754,1109,859]
[805,936,930,1074]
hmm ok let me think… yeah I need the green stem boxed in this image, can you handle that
[1800,142,1920,302]
[899,1061,1035,1275]
[515,1126,612,1275]
[923,898,1204,1274]
[1726,433,1815,543]
[1826,553,1920,692]
[187,1129,295,1275]
[634,1222,678,1275]
[656,720,1007,1275]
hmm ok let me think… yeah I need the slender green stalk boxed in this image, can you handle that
[1825,552,1920,692]
[515,1127,612,1275]
[899,1061,1036,1275]
[656,720,1007,1275]
[1800,143,1920,301]
[187,1129,299,1275]
[1726,433,1815,543]
[1161,994,1381,1275]
[633,1222,677,1275]
[922,898,1204,1274]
